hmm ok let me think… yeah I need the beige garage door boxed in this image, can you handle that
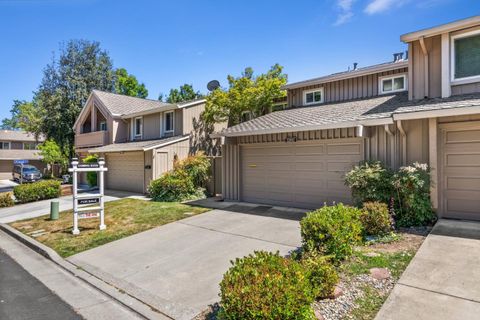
[105,152,144,193]
[241,139,363,209]
[0,160,13,180]
[440,122,480,220]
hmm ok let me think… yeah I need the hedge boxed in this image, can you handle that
[13,180,61,203]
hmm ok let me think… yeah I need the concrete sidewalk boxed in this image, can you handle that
[0,189,148,223]
[0,229,144,320]
[375,219,480,320]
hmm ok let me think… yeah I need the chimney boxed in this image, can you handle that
[393,52,404,62]
[353,62,358,70]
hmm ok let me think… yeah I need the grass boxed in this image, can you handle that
[10,198,210,257]
[341,249,416,279]
[349,286,388,320]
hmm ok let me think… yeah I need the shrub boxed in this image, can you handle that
[345,161,394,206]
[13,180,61,203]
[148,169,196,202]
[393,163,435,227]
[360,202,392,237]
[175,152,210,187]
[219,251,315,320]
[301,252,339,299]
[83,154,98,187]
[300,204,363,261]
[0,192,14,207]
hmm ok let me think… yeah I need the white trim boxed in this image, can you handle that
[100,121,107,131]
[393,105,480,121]
[134,116,143,138]
[282,61,408,90]
[378,74,407,94]
[164,111,174,133]
[451,28,480,83]
[303,88,324,105]
[177,99,206,108]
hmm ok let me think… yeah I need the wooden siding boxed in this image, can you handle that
[287,68,408,108]
[182,103,205,135]
[152,138,190,179]
[452,82,480,95]
[143,113,161,140]
[409,36,442,100]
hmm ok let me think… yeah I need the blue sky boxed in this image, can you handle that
[0,0,478,120]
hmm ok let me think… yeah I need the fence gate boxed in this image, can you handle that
[68,157,108,235]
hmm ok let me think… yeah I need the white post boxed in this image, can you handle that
[98,157,106,230]
[71,158,80,235]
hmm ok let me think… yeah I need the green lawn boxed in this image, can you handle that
[10,198,210,257]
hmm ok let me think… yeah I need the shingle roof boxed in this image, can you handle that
[88,135,189,153]
[219,93,480,137]
[0,149,42,160]
[0,130,44,142]
[92,90,175,116]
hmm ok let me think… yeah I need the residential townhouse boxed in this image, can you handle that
[215,16,480,221]
[74,90,224,193]
[0,130,45,179]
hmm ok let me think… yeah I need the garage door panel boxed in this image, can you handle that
[441,124,480,220]
[241,140,362,208]
[106,152,144,193]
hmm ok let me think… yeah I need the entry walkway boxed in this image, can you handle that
[376,219,480,320]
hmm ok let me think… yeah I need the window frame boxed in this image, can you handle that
[303,88,324,105]
[378,74,408,94]
[23,142,36,150]
[100,121,107,131]
[134,117,143,138]
[164,111,174,133]
[0,142,10,150]
[271,102,287,112]
[451,29,480,84]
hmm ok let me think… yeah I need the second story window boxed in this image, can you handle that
[379,75,407,94]
[23,142,37,150]
[100,121,107,131]
[0,142,10,149]
[134,117,143,138]
[303,88,324,105]
[165,111,174,133]
[452,30,480,82]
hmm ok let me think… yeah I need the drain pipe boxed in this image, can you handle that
[397,120,407,166]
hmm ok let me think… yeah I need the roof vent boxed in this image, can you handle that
[353,62,358,70]
[393,52,404,62]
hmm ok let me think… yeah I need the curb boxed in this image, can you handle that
[0,223,172,320]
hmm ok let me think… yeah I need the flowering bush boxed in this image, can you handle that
[393,162,435,227]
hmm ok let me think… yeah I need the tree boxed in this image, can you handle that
[35,40,115,157]
[1,100,43,140]
[204,64,287,127]
[37,139,68,177]
[160,84,203,103]
[114,68,148,98]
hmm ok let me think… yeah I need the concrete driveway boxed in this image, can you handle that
[67,203,305,320]
[0,179,18,193]
[376,219,480,320]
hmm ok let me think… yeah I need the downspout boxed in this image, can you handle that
[419,36,429,98]
[384,124,395,168]
[397,120,407,166]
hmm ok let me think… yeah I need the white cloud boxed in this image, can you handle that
[334,0,355,26]
[364,0,405,15]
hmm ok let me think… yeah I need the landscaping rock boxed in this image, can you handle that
[330,286,343,299]
[369,267,391,280]
[314,308,325,320]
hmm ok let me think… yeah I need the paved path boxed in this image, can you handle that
[0,230,143,320]
[0,189,147,223]
[0,249,82,320]
[68,204,305,320]
[376,219,480,320]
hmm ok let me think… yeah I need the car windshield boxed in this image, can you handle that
[22,167,39,173]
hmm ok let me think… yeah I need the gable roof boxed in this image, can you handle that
[0,130,44,142]
[215,93,480,137]
[282,60,408,90]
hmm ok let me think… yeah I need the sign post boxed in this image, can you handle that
[68,157,108,235]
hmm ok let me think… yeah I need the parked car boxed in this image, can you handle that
[12,164,42,183]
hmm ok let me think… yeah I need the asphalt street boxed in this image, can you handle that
[0,249,82,320]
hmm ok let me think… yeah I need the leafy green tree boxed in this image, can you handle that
[204,64,287,127]
[114,68,148,98]
[160,84,203,103]
[38,139,68,177]
[35,40,115,157]
[1,100,44,140]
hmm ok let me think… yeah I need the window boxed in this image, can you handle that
[379,75,407,94]
[23,142,36,150]
[303,88,324,105]
[452,30,480,82]
[100,121,107,131]
[165,111,174,132]
[134,117,142,137]
[241,111,253,122]
[0,142,10,149]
